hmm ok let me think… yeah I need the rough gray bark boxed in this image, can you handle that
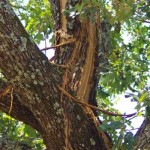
[134,118,150,149]
[0,0,111,149]
[0,78,42,133]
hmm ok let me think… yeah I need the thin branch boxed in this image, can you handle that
[136,18,150,24]
[9,3,27,11]
[9,86,13,114]
[40,40,75,51]
[142,20,150,24]
[58,86,136,118]
[126,127,140,131]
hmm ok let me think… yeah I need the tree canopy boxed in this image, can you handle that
[0,0,149,149]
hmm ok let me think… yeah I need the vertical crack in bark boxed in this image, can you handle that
[52,0,112,149]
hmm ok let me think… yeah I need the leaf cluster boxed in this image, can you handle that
[9,0,53,43]
[0,112,45,149]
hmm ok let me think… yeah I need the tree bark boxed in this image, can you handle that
[0,78,42,133]
[134,118,150,149]
[0,0,112,149]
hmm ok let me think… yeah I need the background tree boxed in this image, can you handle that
[0,0,149,149]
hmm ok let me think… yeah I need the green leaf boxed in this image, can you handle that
[139,92,148,102]
[24,125,37,138]
[123,132,135,150]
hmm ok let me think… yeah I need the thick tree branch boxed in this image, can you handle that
[0,79,42,133]
[0,1,66,148]
[134,118,150,149]
[0,0,112,149]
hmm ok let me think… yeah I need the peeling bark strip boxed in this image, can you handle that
[0,0,112,149]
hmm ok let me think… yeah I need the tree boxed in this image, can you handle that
[0,0,149,149]
[134,118,150,149]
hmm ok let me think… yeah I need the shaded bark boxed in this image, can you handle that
[0,135,32,150]
[0,0,112,149]
[134,118,150,149]
[0,78,42,133]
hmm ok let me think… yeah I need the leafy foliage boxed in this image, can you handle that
[70,0,149,149]
[9,0,53,43]
[0,112,45,149]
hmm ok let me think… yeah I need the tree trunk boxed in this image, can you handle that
[0,0,112,149]
[134,118,150,149]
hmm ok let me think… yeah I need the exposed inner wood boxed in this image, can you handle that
[59,0,67,31]
[57,1,111,148]
[76,22,96,101]
[60,20,97,103]
[57,2,73,149]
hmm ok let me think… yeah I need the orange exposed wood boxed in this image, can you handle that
[59,0,67,31]
[76,22,96,101]
[64,21,97,102]
[58,1,112,149]
[58,1,73,149]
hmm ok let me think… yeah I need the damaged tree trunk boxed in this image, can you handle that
[0,0,112,149]
[134,118,150,149]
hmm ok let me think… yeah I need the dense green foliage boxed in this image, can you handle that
[65,0,150,148]
[0,0,149,149]
[0,113,45,149]
[9,0,53,43]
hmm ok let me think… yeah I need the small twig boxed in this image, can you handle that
[143,20,150,24]
[9,3,27,11]
[9,87,13,114]
[126,114,137,120]
[0,85,13,114]
[40,46,56,51]
[126,127,140,131]
[40,40,75,51]
[49,56,55,62]
[58,86,136,118]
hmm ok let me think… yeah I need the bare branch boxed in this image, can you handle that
[58,86,136,118]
